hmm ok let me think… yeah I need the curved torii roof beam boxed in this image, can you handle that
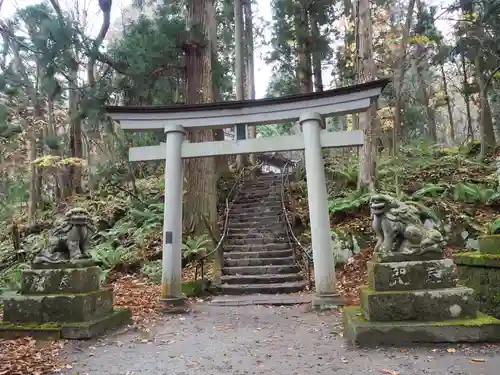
[106,79,390,131]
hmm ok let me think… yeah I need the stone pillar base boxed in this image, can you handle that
[311,293,345,310]
[159,296,189,314]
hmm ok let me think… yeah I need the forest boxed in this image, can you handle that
[0,0,500,372]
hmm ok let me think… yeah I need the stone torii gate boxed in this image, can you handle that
[106,79,389,309]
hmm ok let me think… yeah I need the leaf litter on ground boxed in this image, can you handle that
[0,273,166,374]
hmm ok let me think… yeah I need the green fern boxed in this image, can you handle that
[411,183,450,200]
[182,234,212,259]
[486,218,500,235]
[453,183,496,203]
[328,192,371,214]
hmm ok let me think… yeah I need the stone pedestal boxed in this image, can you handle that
[343,257,500,346]
[0,262,131,340]
[454,235,500,319]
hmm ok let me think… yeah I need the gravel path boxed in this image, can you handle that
[60,303,500,375]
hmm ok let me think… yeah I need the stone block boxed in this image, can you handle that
[20,266,101,295]
[0,308,132,340]
[367,259,457,291]
[31,259,96,269]
[372,251,444,263]
[60,308,132,339]
[454,252,500,268]
[478,235,500,254]
[2,295,44,323]
[3,289,113,324]
[360,286,477,322]
[343,306,500,347]
[456,264,500,319]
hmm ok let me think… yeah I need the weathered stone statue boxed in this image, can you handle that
[343,193,500,346]
[370,194,444,261]
[1,206,132,339]
[33,207,96,265]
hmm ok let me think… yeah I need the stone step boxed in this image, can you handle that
[228,214,282,222]
[222,264,300,275]
[224,249,294,259]
[221,273,303,285]
[238,186,280,193]
[228,214,281,223]
[230,203,281,210]
[227,225,286,234]
[228,210,283,218]
[225,237,288,245]
[226,232,287,239]
[219,281,306,295]
[360,286,478,322]
[224,257,295,267]
[233,197,281,205]
[241,184,279,190]
[224,243,291,252]
[228,220,282,228]
[239,189,280,195]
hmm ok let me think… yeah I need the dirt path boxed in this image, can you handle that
[59,304,500,375]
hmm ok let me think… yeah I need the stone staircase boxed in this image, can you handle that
[219,173,307,295]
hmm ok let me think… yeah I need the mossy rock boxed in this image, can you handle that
[343,306,500,346]
[360,285,477,322]
[454,252,500,268]
[456,264,500,319]
[479,235,500,255]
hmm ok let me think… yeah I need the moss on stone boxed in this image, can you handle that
[360,285,477,322]
[454,252,500,267]
[456,264,500,319]
[430,312,500,326]
[479,235,500,254]
[344,306,500,326]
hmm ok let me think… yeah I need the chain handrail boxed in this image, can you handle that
[280,160,313,289]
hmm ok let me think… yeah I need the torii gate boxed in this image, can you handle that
[106,79,389,309]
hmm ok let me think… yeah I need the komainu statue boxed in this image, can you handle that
[33,207,96,265]
[370,194,444,261]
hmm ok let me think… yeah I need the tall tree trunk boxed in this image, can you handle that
[461,53,474,140]
[352,0,360,130]
[357,0,377,192]
[416,66,437,141]
[244,0,257,165]
[310,12,323,92]
[184,0,218,235]
[440,63,455,144]
[475,52,496,158]
[68,68,83,195]
[294,2,313,93]
[207,0,228,174]
[392,0,415,155]
[234,0,247,169]
[27,129,38,227]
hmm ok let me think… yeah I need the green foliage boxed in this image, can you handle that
[140,260,162,284]
[411,183,451,199]
[453,183,500,204]
[0,263,29,289]
[486,218,500,235]
[328,192,371,214]
[182,234,212,259]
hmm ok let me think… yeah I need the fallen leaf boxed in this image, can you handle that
[469,358,486,363]
[378,370,399,375]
